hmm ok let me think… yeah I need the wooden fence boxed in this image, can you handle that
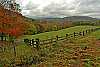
[0,28,100,66]
[24,28,100,49]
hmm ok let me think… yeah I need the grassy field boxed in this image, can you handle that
[1,34,100,67]
[19,26,97,40]
[0,25,100,67]
[32,37,100,67]
[90,30,100,39]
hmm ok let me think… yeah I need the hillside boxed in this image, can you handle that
[3,26,100,67]
[0,5,24,22]
[20,26,97,40]
[0,5,29,37]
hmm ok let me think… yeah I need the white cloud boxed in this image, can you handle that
[16,0,100,18]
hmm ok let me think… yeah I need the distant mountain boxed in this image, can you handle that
[40,17,64,22]
[63,16,99,22]
[33,16,99,22]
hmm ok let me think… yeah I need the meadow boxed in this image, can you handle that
[90,30,100,39]
[19,26,98,40]
[0,25,100,67]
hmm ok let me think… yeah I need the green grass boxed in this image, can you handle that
[0,64,3,67]
[1,25,100,66]
[16,44,33,57]
[90,30,100,39]
[19,26,97,40]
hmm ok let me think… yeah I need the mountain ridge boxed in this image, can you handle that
[63,16,99,21]
[28,16,99,22]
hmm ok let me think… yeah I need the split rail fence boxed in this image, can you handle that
[24,28,100,48]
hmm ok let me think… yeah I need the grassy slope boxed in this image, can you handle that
[88,26,100,39]
[1,25,100,66]
[14,26,99,58]
[90,29,100,39]
[1,36,100,67]
[19,26,97,40]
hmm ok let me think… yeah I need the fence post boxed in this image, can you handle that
[4,36,6,41]
[66,34,68,39]
[35,38,40,49]
[24,39,32,46]
[70,34,73,38]
[24,39,29,44]
[1,32,3,41]
[12,40,16,57]
[73,32,77,38]
[32,39,34,45]
[33,40,37,47]
[79,32,82,36]
[86,30,88,34]
[83,31,85,36]
[56,35,59,41]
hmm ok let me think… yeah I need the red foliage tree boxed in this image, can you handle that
[0,7,27,38]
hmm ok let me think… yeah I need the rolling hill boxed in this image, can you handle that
[33,16,99,22]
[64,16,99,22]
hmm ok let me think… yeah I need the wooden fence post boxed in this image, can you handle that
[73,32,77,38]
[12,40,16,57]
[70,34,73,38]
[29,40,33,46]
[56,35,59,41]
[66,34,68,39]
[86,30,88,34]
[4,36,6,41]
[32,39,34,45]
[83,31,85,36]
[35,38,40,49]
[79,32,82,36]
[24,39,29,44]
[1,32,3,41]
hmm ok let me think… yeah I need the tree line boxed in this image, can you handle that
[24,20,73,35]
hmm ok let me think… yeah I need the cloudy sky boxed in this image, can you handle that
[16,0,100,18]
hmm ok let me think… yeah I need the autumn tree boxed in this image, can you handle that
[24,22,37,35]
[0,6,29,40]
[61,21,73,29]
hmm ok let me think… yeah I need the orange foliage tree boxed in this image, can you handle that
[0,7,28,38]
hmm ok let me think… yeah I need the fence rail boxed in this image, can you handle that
[24,28,100,49]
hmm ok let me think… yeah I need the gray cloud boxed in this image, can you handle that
[20,0,100,18]
[75,0,100,18]
[22,1,39,10]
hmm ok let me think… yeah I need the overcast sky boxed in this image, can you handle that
[16,0,100,18]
